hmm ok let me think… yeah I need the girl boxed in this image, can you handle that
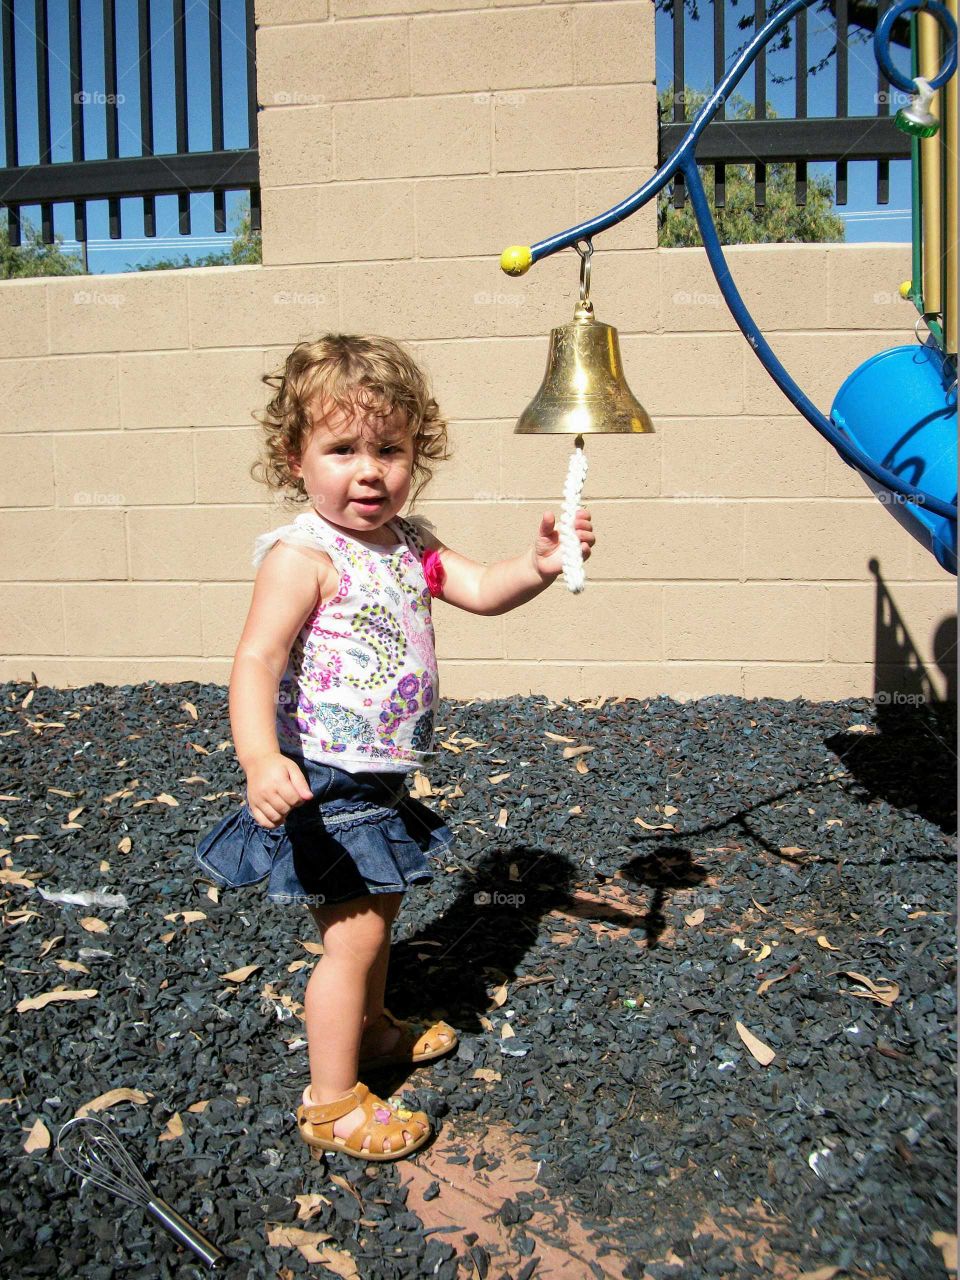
[196,334,595,1163]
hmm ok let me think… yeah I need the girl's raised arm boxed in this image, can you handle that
[418,509,593,616]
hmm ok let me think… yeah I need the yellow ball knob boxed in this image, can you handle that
[500,245,533,277]
[898,279,912,299]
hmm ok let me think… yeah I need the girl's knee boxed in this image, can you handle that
[308,894,398,962]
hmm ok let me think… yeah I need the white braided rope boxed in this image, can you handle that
[560,443,589,594]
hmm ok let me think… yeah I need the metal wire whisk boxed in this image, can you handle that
[56,1115,229,1271]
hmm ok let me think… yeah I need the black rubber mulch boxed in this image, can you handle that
[0,680,955,1280]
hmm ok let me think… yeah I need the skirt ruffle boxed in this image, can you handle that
[195,784,454,906]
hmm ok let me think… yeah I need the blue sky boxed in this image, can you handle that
[1,0,917,273]
[1,0,252,272]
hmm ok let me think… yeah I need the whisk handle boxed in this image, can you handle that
[146,1196,230,1270]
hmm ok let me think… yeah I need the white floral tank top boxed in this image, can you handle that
[251,509,440,775]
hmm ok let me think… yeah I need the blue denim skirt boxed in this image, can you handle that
[194,751,455,907]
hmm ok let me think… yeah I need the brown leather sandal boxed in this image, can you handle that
[358,1007,459,1071]
[297,1082,431,1162]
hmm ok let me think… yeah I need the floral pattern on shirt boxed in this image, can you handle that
[267,513,439,771]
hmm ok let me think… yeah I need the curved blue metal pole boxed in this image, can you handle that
[518,0,958,524]
[681,156,957,522]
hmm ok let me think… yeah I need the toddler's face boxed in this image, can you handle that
[288,397,415,541]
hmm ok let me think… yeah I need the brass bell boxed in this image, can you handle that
[515,296,654,434]
[514,243,653,435]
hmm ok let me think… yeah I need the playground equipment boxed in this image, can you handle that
[503,0,958,583]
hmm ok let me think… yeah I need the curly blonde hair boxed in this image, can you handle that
[250,334,450,511]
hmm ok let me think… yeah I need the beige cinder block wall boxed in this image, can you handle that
[0,0,954,703]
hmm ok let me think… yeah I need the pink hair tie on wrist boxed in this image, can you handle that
[422,548,446,597]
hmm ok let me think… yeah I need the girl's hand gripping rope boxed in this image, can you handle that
[532,508,595,580]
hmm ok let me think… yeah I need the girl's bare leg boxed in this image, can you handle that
[360,893,401,1027]
[357,895,454,1053]
[304,893,424,1151]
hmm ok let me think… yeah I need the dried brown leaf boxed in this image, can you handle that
[294,1192,332,1221]
[17,986,98,1012]
[0,868,36,888]
[930,1231,957,1273]
[757,971,792,996]
[735,1020,776,1065]
[409,771,433,799]
[5,908,39,925]
[265,1225,337,1264]
[841,971,899,1006]
[76,1087,150,1119]
[473,1068,502,1082]
[79,917,109,934]
[24,1117,50,1152]
[159,1112,184,1143]
[221,964,262,984]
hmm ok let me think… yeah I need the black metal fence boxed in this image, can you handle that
[0,0,259,257]
[659,0,912,208]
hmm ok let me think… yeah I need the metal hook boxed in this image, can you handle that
[573,238,594,305]
[914,313,934,344]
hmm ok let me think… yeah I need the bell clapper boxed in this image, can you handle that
[560,433,589,595]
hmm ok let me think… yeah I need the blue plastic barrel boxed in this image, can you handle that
[831,342,957,574]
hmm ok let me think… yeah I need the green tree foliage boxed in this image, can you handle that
[128,196,262,271]
[658,87,846,247]
[0,218,84,278]
[0,197,262,277]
